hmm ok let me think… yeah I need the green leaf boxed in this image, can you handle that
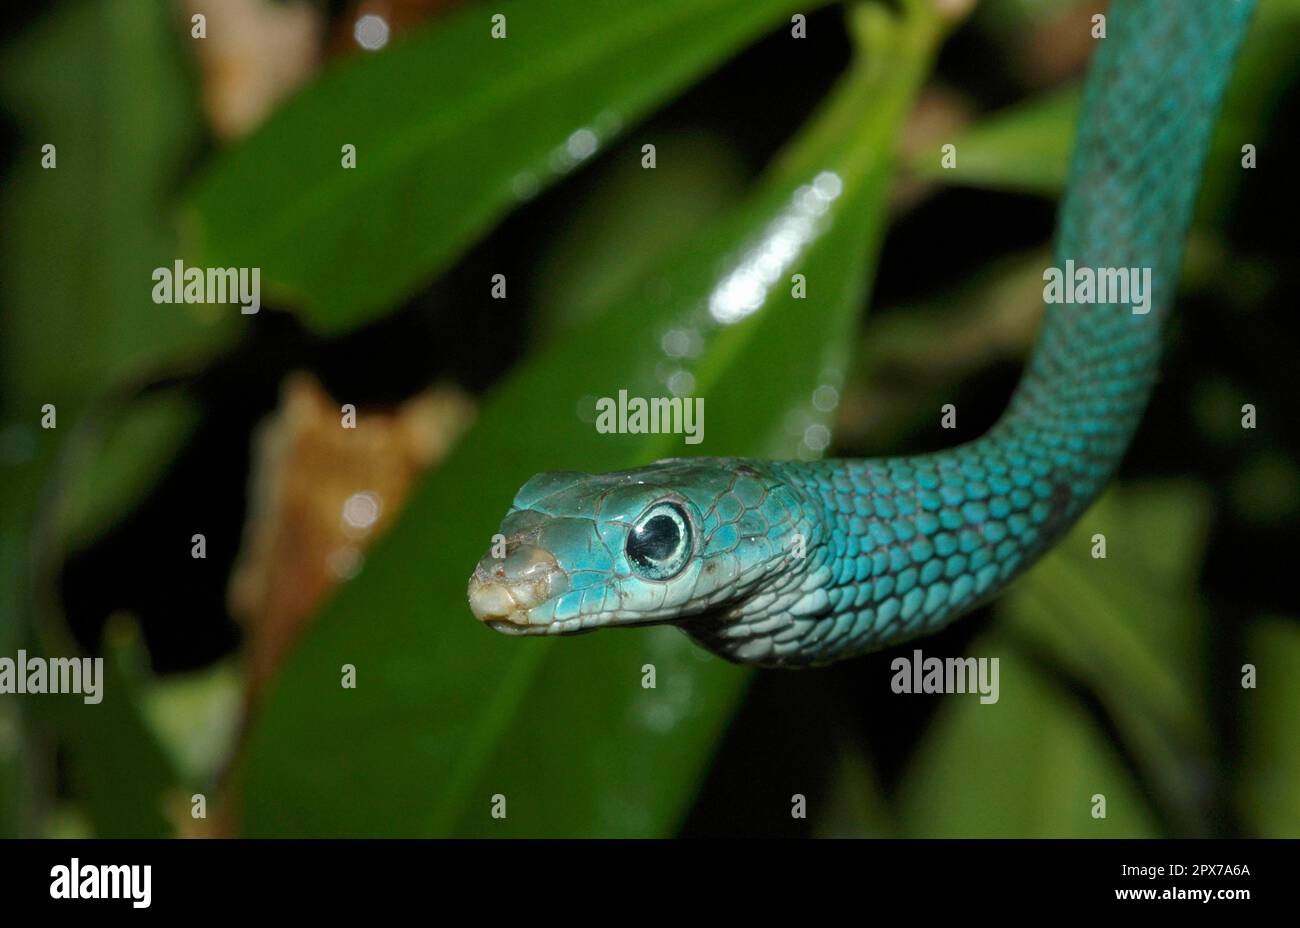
[56,390,200,553]
[0,699,24,837]
[532,130,748,338]
[0,0,211,836]
[1000,482,1217,833]
[1238,616,1300,837]
[139,660,243,787]
[1197,0,1300,221]
[185,0,834,334]
[899,637,1160,837]
[236,1,950,836]
[811,739,895,837]
[905,0,1300,199]
[0,0,232,420]
[907,87,1079,196]
[37,656,178,838]
[839,249,1049,452]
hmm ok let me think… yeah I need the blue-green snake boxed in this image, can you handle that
[468,0,1256,666]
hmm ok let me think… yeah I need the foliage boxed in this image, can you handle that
[0,0,1295,838]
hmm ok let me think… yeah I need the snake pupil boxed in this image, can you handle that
[633,516,678,561]
[627,504,691,579]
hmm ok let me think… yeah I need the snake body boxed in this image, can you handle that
[468,0,1256,666]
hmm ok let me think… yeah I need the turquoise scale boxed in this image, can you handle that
[698,0,1256,663]
[475,0,1257,668]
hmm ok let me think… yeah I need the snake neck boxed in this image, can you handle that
[681,0,1256,666]
[991,0,1257,521]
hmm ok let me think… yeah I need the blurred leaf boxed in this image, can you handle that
[56,391,200,553]
[139,660,242,787]
[1238,616,1300,836]
[906,0,1300,199]
[186,0,834,334]
[1001,482,1216,833]
[0,0,209,836]
[0,0,232,420]
[1196,0,1300,221]
[236,1,950,836]
[899,638,1159,837]
[838,249,1047,453]
[42,805,94,839]
[907,87,1078,196]
[0,700,22,836]
[37,657,177,838]
[812,739,895,837]
[533,129,748,338]
[1005,483,1213,731]
[0,517,30,835]
[1230,451,1300,526]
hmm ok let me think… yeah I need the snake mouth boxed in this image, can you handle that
[467,574,551,630]
[467,543,569,632]
[483,617,543,636]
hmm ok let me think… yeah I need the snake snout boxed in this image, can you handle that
[467,543,568,630]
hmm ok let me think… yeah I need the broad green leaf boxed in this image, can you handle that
[185,0,834,334]
[236,1,951,837]
[1238,616,1300,837]
[899,638,1159,837]
[0,0,232,420]
[532,129,748,338]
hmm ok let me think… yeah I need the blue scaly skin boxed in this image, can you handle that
[467,0,1256,666]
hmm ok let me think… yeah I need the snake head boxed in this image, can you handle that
[467,458,812,639]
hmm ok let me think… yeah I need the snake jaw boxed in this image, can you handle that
[467,543,569,630]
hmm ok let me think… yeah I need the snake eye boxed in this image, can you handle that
[626,502,692,580]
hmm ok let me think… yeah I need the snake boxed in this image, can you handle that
[467,0,1256,667]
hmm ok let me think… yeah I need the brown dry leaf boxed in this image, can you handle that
[184,0,324,139]
[228,372,474,699]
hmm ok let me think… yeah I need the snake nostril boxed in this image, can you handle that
[503,544,559,581]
